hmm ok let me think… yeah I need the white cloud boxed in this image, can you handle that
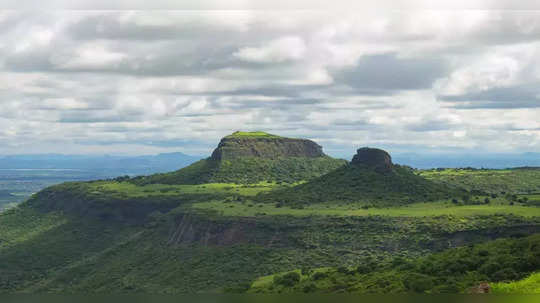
[0,9,539,156]
[54,43,126,70]
[233,36,306,63]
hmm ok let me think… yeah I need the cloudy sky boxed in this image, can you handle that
[1,7,539,157]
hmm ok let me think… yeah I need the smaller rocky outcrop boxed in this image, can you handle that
[351,147,393,173]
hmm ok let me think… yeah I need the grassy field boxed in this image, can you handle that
[226,131,283,139]
[88,181,283,198]
[492,272,540,294]
[193,199,540,218]
[420,168,540,194]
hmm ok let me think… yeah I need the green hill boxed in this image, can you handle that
[131,132,346,185]
[257,147,464,207]
[2,133,540,294]
[492,272,540,294]
[247,234,540,294]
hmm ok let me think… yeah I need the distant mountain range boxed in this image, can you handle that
[0,150,538,175]
[392,152,540,169]
[0,152,202,176]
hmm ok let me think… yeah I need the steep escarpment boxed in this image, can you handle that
[211,132,324,161]
[257,147,463,207]
[133,132,345,185]
[351,147,393,173]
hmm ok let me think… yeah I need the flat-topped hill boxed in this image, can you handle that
[211,131,324,161]
[132,131,345,185]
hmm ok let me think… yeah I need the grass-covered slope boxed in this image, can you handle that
[129,131,345,185]
[132,156,346,185]
[2,200,540,293]
[420,168,540,194]
[257,164,462,207]
[24,180,287,221]
[248,234,540,294]
[492,272,540,294]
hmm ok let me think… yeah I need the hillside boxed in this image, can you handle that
[3,201,539,293]
[131,132,345,185]
[1,133,540,294]
[257,147,464,207]
[420,168,540,195]
[247,234,540,294]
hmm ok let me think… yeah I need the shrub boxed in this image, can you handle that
[403,273,434,293]
[301,267,313,276]
[303,283,317,293]
[312,272,328,281]
[492,268,519,282]
[274,272,301,287]
[337,266,353,275]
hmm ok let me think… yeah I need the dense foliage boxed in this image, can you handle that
[248,234,540,294]
[420,168,540,194]
[25,181,232,222]
[1,141,539,294]
[257,164,464,207]
[131,157,346,185]
[3,199,538,293]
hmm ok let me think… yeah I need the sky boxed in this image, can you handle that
[1,4,540,158]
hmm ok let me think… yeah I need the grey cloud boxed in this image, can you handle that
[334,53,448,94]
[468,12,540,46]
[1,10,540,156]
[58,110,144,123]
[439,84,540,109]
[405,119,456,132]
[66,12,250,41]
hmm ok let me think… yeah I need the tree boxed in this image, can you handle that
[403,273,434,293]
[274,272,301,287]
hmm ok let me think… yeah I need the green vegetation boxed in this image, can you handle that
[225,131,283,139]
[492,272,540,294]
[24,180,287,222]
[420,168,540,194]
[193,199,540,218]
[248,234,540,293]
[256,164,463,207]
[131,156,345,185]
[1,133,539,294]
[4,193,540,293]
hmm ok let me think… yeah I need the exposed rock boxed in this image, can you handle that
[468,282,491,294]
[351,147,393,172]
[210,132,325,161]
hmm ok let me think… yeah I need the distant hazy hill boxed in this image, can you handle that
[133,131,346,185]
[392,152,540,169]
[0,152,202,176]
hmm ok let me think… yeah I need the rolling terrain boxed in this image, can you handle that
[1,131,540,294]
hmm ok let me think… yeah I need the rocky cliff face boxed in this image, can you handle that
[351,147,393,172]
[210,135,325,161]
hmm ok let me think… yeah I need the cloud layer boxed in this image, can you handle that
[0,10,539,157]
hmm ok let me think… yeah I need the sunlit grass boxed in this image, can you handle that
[87,181,285,198]
[193,199,540,218]
[492,272,540,294]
